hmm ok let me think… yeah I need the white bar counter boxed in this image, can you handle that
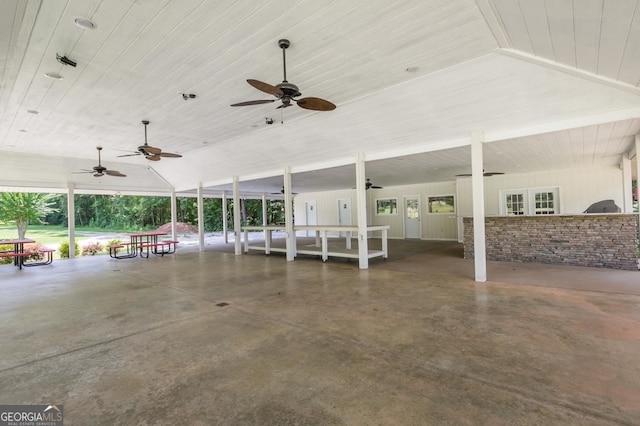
[241,225,390,264]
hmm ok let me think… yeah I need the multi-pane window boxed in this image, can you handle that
[501,188,559,216]
[406,199,419,219]
[505,193,525,215]
[534,192,555,215]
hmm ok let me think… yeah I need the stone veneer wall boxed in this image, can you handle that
[463,214,639,270]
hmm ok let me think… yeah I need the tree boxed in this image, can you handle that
[0,192,57,238]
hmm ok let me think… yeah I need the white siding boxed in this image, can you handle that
[456,166,624,217]
[294,182,459,240]
[294,166,625,242]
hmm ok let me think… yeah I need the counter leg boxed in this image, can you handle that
[265,230,271,255]
[382,229,388,259]
[322,232,328,262]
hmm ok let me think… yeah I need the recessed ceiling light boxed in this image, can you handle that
[406,66,419,73]
[74,18,96,30]
[44,72,63,80]
[27,110,39,114]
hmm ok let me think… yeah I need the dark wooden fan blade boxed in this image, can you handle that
[158,152,182,158]
[105,170,126,177]
[296,97,336,111]
[117,153,141,158]
[146,154,161,161]
[231,99,276,107]
[371,185,383,189]
[247,79,283,97]
[142,145,161,155]
[483,172,504,176]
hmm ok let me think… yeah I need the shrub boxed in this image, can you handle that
[107,238,121,246]
[0,243,45,264]
[0,244,12,265]
[59,241,80,258]
[82,241,104,256]
[24,243,45,261]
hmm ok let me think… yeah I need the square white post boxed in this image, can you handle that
[284,166,295,261]
[67,183,75,258]
[222,190,228,244]
[170,189,177,241]
[471,131,487,282]
[197,184,205,251]
[622,155,633,213]
[356,152,369,269]
[233,176,242,255]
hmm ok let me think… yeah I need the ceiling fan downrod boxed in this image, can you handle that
[279,39,289,83]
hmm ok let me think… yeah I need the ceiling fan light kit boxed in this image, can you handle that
[231,39,336,112]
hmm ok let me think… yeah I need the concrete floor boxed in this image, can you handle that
[1,238,639,425]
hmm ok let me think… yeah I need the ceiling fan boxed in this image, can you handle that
[455,169,504,177]
[271,186,298,195]
[354,179,383,190]
[74,146,126,177]
[118,120,182,162]
[231,39,336,111]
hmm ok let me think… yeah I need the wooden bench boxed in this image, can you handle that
[24,247,55,267]
[0,251,31,270]
[108,242,136,259]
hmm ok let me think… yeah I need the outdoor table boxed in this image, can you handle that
[129,231,168,258]
[0,238,36,269]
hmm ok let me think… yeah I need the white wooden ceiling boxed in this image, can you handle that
[1,0,639,196]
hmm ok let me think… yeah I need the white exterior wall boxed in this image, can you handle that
[294,189,356,237]
[456,166,624,241]
[294,182,458,240]
[456,166,624,216]
[294,166,625,242]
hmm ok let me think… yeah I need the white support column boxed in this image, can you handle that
[284,166,295,261]
[233,176,242,255]
[222,190,228,244]
[636,135,640,212]
[67,183,75,259]
[197,184,205,251]
[355,152,369,269]
[262,193,268,225]
[636,136,640,241]
[622,155,633,213]
[170,189,177,241]
[262,193,268,242]
[471,131,487,282]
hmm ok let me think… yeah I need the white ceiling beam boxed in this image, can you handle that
[474,0,512,48]
[484,106,640,143]
[366,137,471,161]
[498,48,640,96]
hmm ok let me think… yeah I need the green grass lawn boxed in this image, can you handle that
[0,223,130,246]
[0,223,135,261]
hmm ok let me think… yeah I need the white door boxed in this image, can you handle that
[337,199,352,237]
[305,201,317,236]
[404,196,421,239]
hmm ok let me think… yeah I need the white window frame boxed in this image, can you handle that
[499,187,560,216]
